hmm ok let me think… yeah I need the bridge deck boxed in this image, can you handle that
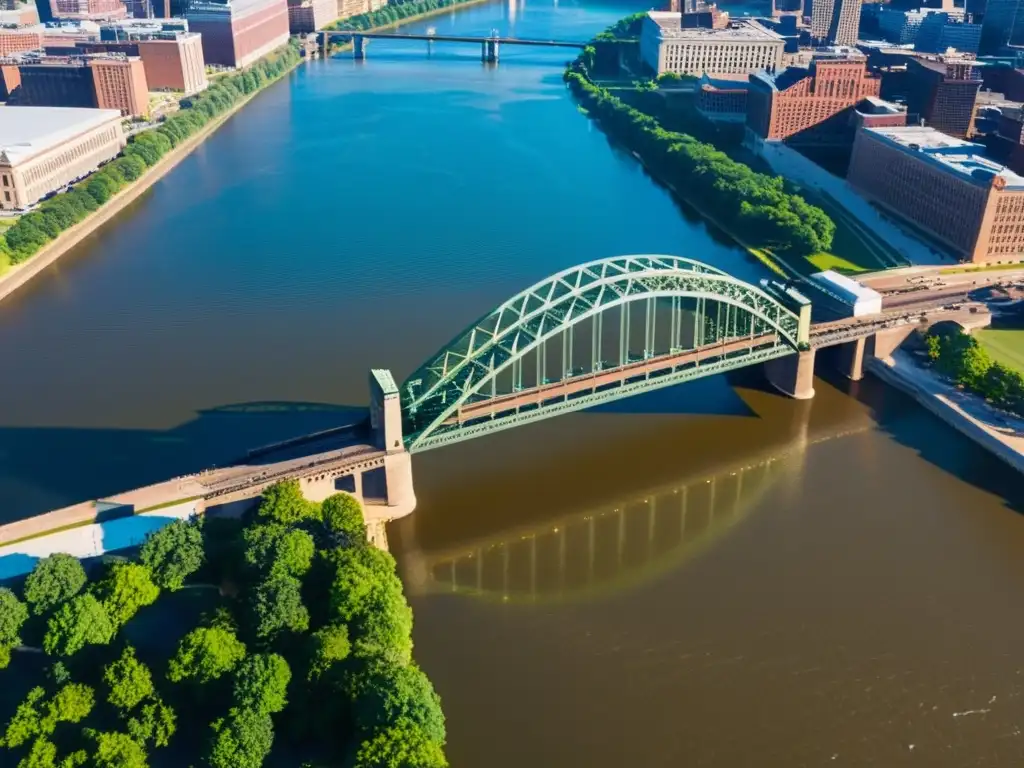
[327,31,586,47]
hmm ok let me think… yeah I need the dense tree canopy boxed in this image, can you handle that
[93,563,160,627]
[207,707,274,768]
[103,647,154,712]
[0,587,28,661]
[166,626,246,684]
[232,654,291,715]
[139,518,205,591]
[255,479,317,525]
[1,478,446,767]
[23,554,87,616]
[42,594,114,657]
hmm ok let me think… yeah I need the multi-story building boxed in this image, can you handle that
[187,0,288,68]
[915,12,982,54]
[0,61,21,96]
[337,0,367,20]
[0,105,124,209]
[286,0,336,34]
[16,55,96,106]
[640,12,784,79]
[79,22,207,93]
[0,25,44,54]
[746,52,881,141]
[695,73,748,120]
[49,0,125,20]
[39,20,101,46]
[848,125,1024,262]
[811,0,863,46]
[876,6,927,43]
[88,53,146,115]
[904,56,982,136]
[0,2,40,24]
[979,0,1024,53]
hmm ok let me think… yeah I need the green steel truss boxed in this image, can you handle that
[401,255,802,452]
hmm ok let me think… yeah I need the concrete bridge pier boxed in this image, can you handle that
[482,39,499,62]
[764,350,816,400]
[369,369,417,518]
[834,337,867,381]
[353,35,366,60]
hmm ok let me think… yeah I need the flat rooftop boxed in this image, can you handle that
[865,126,1024,189]
[645,12,782,42]
[0,106,122,165]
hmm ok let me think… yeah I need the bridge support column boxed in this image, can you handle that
[482,39,499,62]
[835,337,866,381]
[353,35,366,60]
[869,325,917,361]
[764,350,815,400]
[369,369,416,518]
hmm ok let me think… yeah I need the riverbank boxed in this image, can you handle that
[324,0,492,45]
[0,52,305,305]
[867,351,1024,474]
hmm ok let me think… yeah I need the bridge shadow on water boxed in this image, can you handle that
[0,401,365,524]
[815,362,1024,516]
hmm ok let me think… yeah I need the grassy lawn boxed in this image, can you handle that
[940,261,1024,275]
[0,216,20,233]
[799,190,903,273]
[977,328,1024,374]
[806,251,870,274]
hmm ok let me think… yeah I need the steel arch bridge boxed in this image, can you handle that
[400,255,808,453]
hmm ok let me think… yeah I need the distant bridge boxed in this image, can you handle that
[320,29,587,62]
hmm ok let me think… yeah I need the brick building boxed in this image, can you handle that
[49,0,125,20]
[89,54,146,115]
[78,24,207,93]
[0,105,124,209]
[904,57,982,138]
[810,0,862,45]
[187,0,288,68]
[0,26,43,54]
[746,53,881,141]
[848,126,1024,262]
[337,0,367,19]
[640,13,783,79]
[16,56,96,106]
[286,0,336,34]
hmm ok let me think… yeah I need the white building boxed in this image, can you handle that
[0,106,125,210]
[640,12,784,79]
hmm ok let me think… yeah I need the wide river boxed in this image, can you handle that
[2,0,1024,764]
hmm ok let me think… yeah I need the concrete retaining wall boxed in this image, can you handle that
[0,499,203,580]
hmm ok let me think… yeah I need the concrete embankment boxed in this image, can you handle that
[0,61,301,305]
[867,353,1024,475]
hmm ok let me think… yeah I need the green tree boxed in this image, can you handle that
[352,719,449,768]
[248,575,309,639]
[23,554,87,616]
[207,708,273,768]
[104,647,154,711]
[41,683,94,732]
[243,524,315,579]
[346,660,445,746]
[139,519,204,591]
[166,626,246,684]
[256,480,316,525]
[232,653,291,715]
[321,493,366,547]
[0,587,29,657]
[307,623,350,681]
[1,687,46,748]
[84,730,148,768]
[93,563,160,627]
[125,697,176,749]
[16,737,58,768]
[43,594,114,657]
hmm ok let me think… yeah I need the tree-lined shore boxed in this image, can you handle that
[0,482,447,768]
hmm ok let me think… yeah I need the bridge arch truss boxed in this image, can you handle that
[400,255,804,452]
